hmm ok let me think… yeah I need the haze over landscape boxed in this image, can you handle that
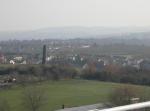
[0,0,150,40]
[0,27,150,40]
[1,1,150,111]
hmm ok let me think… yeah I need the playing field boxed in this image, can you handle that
[0,80,150,111]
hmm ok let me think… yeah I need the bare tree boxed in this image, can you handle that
[109,85,141,106]
[22,87,47,111]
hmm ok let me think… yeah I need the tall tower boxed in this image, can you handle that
[42,45,46,64]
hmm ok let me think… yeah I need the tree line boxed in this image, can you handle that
[1,64,150,86]
[81,65,150,86]
[0,65,78,84]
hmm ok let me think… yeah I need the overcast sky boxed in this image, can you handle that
[0,0,150,31]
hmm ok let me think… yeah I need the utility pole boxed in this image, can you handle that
[42,45,46,64]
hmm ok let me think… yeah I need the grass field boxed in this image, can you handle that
[0,80,150,111]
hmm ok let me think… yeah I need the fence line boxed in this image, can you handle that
[89,101,150,111]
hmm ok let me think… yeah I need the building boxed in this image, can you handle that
[0,53,6,63]
[139,59,150,70]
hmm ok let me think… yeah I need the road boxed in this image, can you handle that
[56,103,105,111]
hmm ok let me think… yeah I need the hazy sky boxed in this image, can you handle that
[0,0,150,31]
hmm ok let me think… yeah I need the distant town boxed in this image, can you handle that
[0,38,150,71]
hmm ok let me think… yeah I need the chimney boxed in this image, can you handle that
[42,45,46,64]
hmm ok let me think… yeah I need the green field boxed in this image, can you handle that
[0,80,150,111]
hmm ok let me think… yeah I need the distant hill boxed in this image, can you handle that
[0,27,150,41]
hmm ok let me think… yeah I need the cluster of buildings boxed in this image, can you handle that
[10,56,27,64]
[45,54,150,71]
[0,53,27,65]
[1,43,150,71]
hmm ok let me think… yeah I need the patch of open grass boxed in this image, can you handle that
[0,79,150,111]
